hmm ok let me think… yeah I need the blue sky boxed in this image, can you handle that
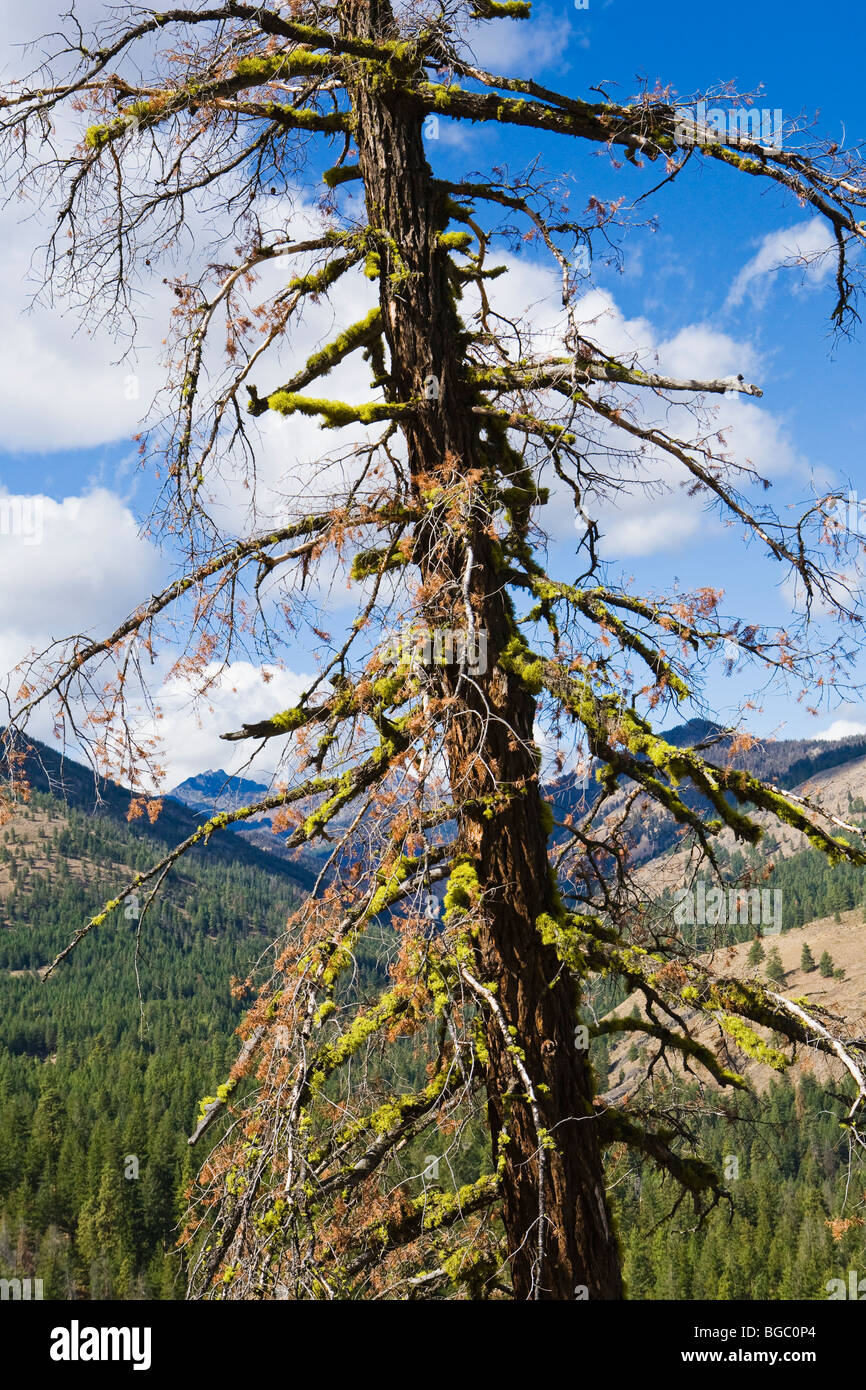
[0,0,864,782]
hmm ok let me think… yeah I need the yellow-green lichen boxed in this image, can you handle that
[323,163,363,189]
[499,636,546,695]
[265,392,410,429]
[443,858,481,921]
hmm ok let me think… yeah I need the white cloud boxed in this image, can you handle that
[205,238,388,533]
[0,488,166,761]
[0,6,176,453]
[656,323,759,384]
[463,7,571,74]
[596,502,704,557]
[0,288,167,454]
[445,261,821,561]
[726,217,836,310]
[531,302,801,556]
[0,488,163,634]
[143,660,313,789]
[570,286,657,361]
[815,718,866,741]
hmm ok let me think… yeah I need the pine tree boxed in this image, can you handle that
[747,939,766,969]
[819,951,835,979]
[76,1162,126,1294]
[800,943,817,973]
[765,947,786,985]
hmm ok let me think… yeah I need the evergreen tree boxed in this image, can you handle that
[747,939,766,969]
[819,951,835,979]
[77,1162,126,1296]
[765,947,786,984]
[800,943,817,973]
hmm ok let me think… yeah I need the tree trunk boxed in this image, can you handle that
[345,0,622,1300]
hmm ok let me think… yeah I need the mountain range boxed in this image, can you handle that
[1,720,865,1299]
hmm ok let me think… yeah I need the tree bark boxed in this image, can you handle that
[345,0,622,1300]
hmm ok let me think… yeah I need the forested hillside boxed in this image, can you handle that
[616,1076,866,1300]
[0,788,303,1299]
[3,733,866,1299]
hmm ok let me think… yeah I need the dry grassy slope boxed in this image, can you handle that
[0,787,308,941]
[602,908,866,1102]
[0,805,120,911]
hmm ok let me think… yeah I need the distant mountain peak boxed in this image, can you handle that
[170,768,269,802]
